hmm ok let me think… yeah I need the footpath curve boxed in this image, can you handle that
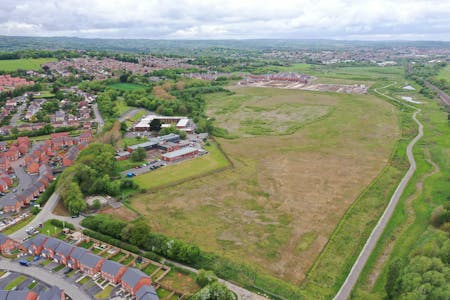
[333,84,424,300]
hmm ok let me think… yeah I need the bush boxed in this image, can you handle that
[196,269,218,287]
[49,219,75,230]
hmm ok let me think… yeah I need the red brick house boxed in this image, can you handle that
[100,260,128,284]
[79,130,93,143]
[79,253,105,276]
[27,162,40,174]
[67,247,87,269]
[41,237,61,259]
[2,197,22,212]
[22,234,48,255]
[121,268,152,296]
[62,146,79,167]
[0,233,20,254]
[4,147,19,161]
[0,156,9,171]
[53,241,75,265]
[0,179,8,193]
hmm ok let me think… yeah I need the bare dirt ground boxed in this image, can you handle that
[239,80,368,94]
[127,87,399,284]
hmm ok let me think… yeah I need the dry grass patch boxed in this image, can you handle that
[127,87,399,285]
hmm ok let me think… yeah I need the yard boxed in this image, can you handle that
[127,86,400,296]
[39,221,61,236]
[78,241,94,249]
[0,58,57,71]
[142,263,159,276]
[134,141,229,190]
[95,284,114,299]
[160,270,200,295]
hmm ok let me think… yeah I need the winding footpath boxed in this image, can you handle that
[333,84,424,300]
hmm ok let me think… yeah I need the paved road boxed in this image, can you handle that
[10,191,62,241]
[9,98,27,126]
[0,259,92,299]
[333,84,424,300]
[92,103,104,131]
[118,108,149,122]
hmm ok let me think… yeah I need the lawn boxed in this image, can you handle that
[115,158,141,172]
[156,288,172,299]
[78,241,94,249]
[95,285,114,299]
[142,264,160,276]
[0,58,57,71]
[2,216,34,235]
[78,276,91,285]
[126,86,400,298]
[5,275,26,290]
[39,221,61,236]
[110,252,126,262]
[160,269,200,295]
[134,141,229,190]
[122,255,134,265]
[108,82,148,92]
[53,264,65,272]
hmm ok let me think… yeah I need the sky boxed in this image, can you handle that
[1,0,450,40]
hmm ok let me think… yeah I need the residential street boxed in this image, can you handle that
[333,85,424,300]
[92,103,104,131]
[0,259,92,300]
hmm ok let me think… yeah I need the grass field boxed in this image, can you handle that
[108,83,148,91]
[351,82,450,299]
[0,58,57,71]
[435,64,450,81]
[134,142,229,190]
[128,86,399,293]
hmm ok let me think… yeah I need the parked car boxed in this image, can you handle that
[126,173,136,178]
[19,259,30,266]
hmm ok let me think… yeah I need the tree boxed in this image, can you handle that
[385,258,403,299]
[30,206,41,215]
[64,182,86,215]
[191,282,236,300]
[196,270,218,287]
[149,118,161,131]
[131,147,146,162]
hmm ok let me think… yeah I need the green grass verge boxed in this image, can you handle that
[0,58,57,71]
[134,142,230,190]
[2,216,34,235]
[4,275,26,290]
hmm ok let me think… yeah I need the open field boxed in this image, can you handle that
[134,142,229,190]
[128,86,400,292]
[108,82,148,91]
[261,64,402,84]
[435,64,450,81]
[0,58,57,71]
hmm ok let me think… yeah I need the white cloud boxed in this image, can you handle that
[0,0,449,40]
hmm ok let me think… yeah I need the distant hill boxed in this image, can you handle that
[1,35,450,54]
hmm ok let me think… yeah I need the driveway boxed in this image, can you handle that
[0,259,92,299]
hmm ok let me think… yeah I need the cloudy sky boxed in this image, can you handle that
[1,0,450,40]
